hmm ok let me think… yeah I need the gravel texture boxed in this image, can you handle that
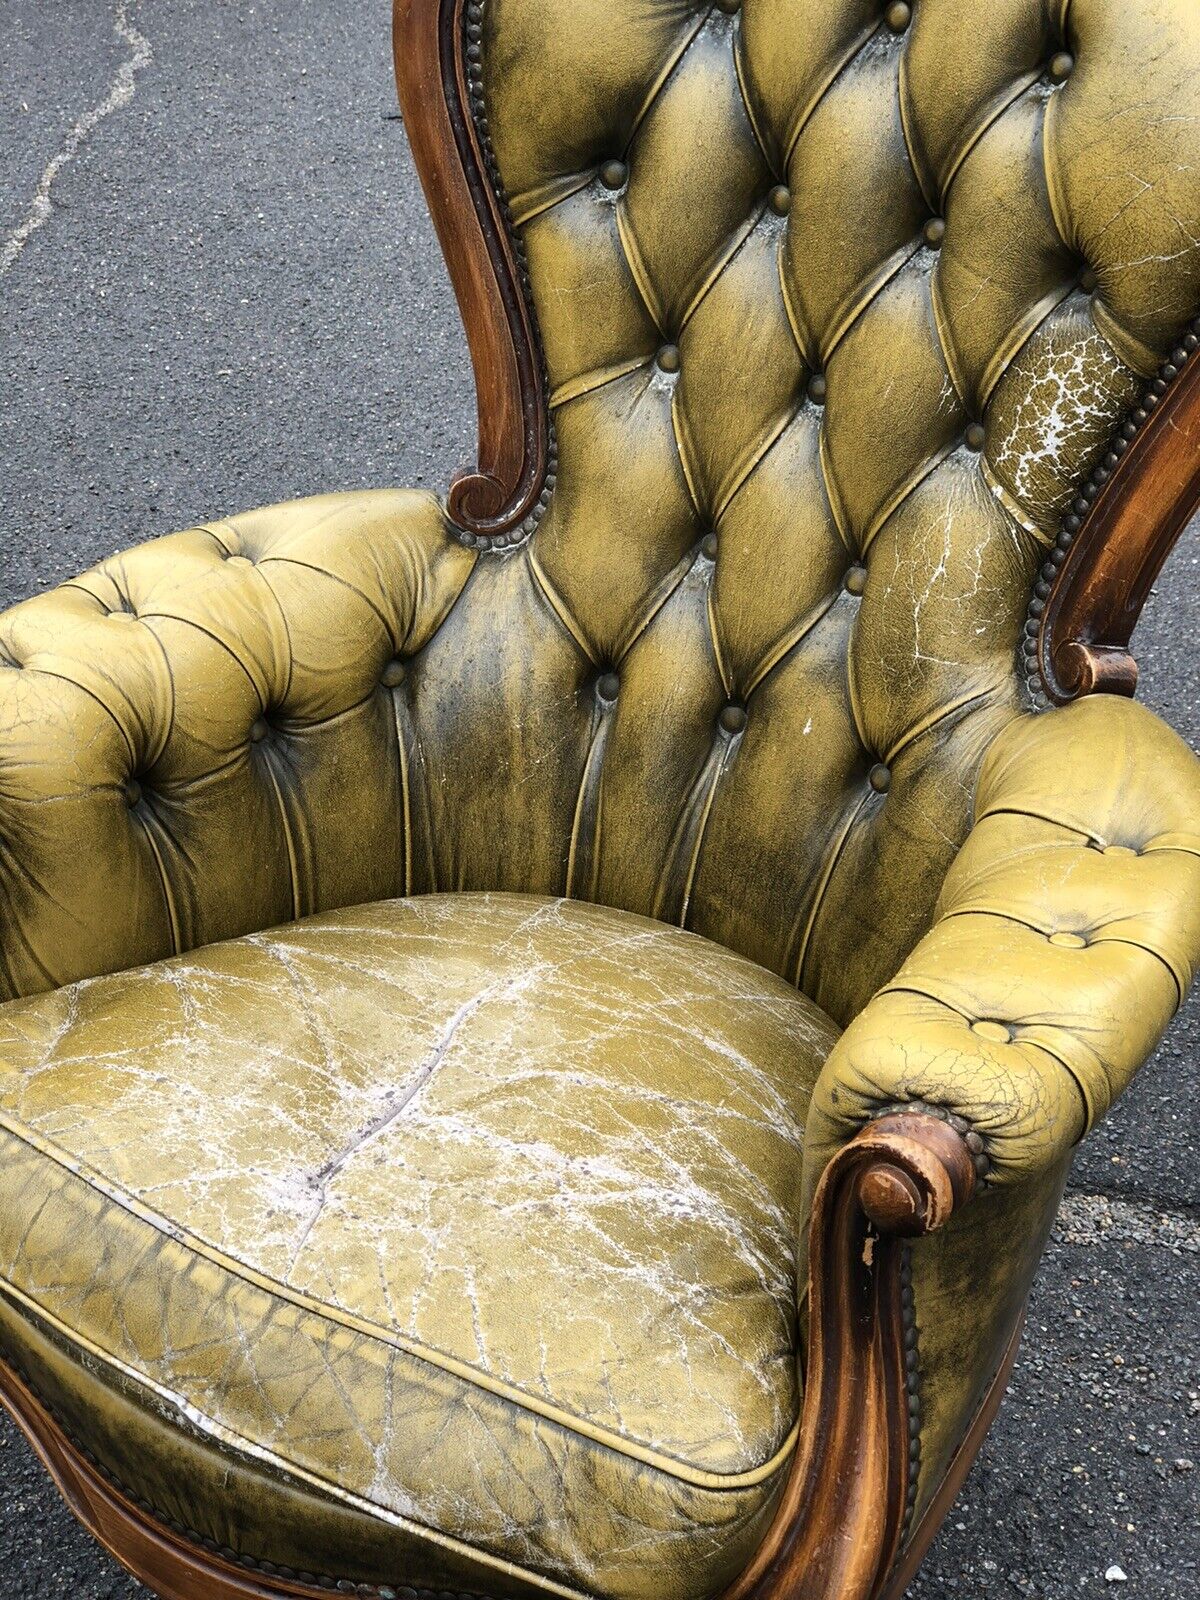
[1,3,1197,1596]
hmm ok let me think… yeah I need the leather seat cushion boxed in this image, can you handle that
[0,892,838,1600]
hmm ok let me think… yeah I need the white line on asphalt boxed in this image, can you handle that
[0,1,153,280]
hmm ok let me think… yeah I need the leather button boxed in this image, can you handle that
[807,373,827,404]
[1079,267,1099,293]
[109,608,135,622]
[226,554,253,569]
[700,532,719,560]
[885,2,911,32]
[1048,51,1074,82]
[597,672,620,703]
[716,0,741,12]
[1049,931,1087,949]
[123,778,142,808]
[381,660,406,688]
[249,717,269,743]
[844,565,867,596]
[768,184,791,216]
[656,343,681,374]
[868,762,890,793]
[965,422,986,451]
[719,703,747,735]
[1103,843,1137,857]
[971,1020,1012,1044]
[599,159,627,190]
[923,217,945,249]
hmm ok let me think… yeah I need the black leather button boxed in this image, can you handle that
[768,184,791,216]
[123,778,142,808]
[844,565,867,596]
[719,703,747,735]
[807,373,827,404]
[599,159,627,190]
[716,0,741,11]
[1079,266,1099,293]
[923,217,945,249]
[1048,51,1074,82]
[868,762,891,793]
[885,2,911,32]
[965,422,986,451]
[701,532,719,560]
[381,660,407,688]
[656,343,681,374]
[597,672,620,703]
[250,717,269,743]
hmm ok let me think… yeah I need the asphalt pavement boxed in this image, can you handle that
[0,3,1196,1596]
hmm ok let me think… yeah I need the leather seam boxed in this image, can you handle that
[0,1115,800,1492]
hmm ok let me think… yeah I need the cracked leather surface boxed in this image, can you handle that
[0,0,1199,1591]
[0,892,837,1597]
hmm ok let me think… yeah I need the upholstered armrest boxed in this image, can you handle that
[0,490,471,1001]
[804,695,1200,1192]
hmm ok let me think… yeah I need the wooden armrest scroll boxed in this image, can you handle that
[723,1112,976,1600]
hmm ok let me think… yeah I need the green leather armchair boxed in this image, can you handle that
[2,2,1200,1598]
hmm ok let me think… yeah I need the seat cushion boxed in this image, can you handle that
[0,892,838,1600]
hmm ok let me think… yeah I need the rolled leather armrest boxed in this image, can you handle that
[803,694,1200,1192]
[0,490,471,1001]
[798,694,1200,1533]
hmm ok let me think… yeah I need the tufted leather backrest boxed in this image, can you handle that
[413,0,1200,1022]
[2,1,1198,1023]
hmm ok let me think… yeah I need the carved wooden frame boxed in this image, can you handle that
[4,3,1198,1599]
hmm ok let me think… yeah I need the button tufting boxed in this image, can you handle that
[1049,932,1087,949]
[700,532,719,560]
[719,703,747,735]
[381,660,407,689]
[715,0,741,12]
[868,762,891,793]
[1048,51,1075,82]
[768,184,791,216]
[844,565,867,596]
[656,343,681,374]
[109,608,136,622]
[884,2,911,33]
[597,672,620,703]
[1079,267,1099,293]
[971,1020,1012,1044]
[965,422,986,452]
[226,554,253,569]
[807,373,827,404]
[123,779,142,808]
[599,159,627,190]
[249,717,269,744]
[923,217,945,249]
[1103,843,1137,858]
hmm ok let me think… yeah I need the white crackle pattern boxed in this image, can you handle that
[0,892,837,1596]
[0,2,152,279]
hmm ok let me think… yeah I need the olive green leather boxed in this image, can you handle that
[2,0,1200,1595]
[0,893,837,1598]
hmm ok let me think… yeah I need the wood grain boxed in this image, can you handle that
[393,0,549,544]
[1039,330,1200,703]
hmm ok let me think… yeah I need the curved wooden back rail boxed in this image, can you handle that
[394,0,551,545]
[1035,323,1200,702]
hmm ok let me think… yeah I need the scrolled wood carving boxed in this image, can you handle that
[721,1112,977,1600]
[393,0,551,548]
[1031,318,1200,705]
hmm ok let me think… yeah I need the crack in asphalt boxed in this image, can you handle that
[0,1,152,281]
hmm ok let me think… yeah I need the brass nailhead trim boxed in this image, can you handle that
[1023,315,1200,705]
[455,0,558,553]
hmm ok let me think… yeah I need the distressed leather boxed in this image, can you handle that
[1,0,1199,1593]
[0,893,837,1598]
